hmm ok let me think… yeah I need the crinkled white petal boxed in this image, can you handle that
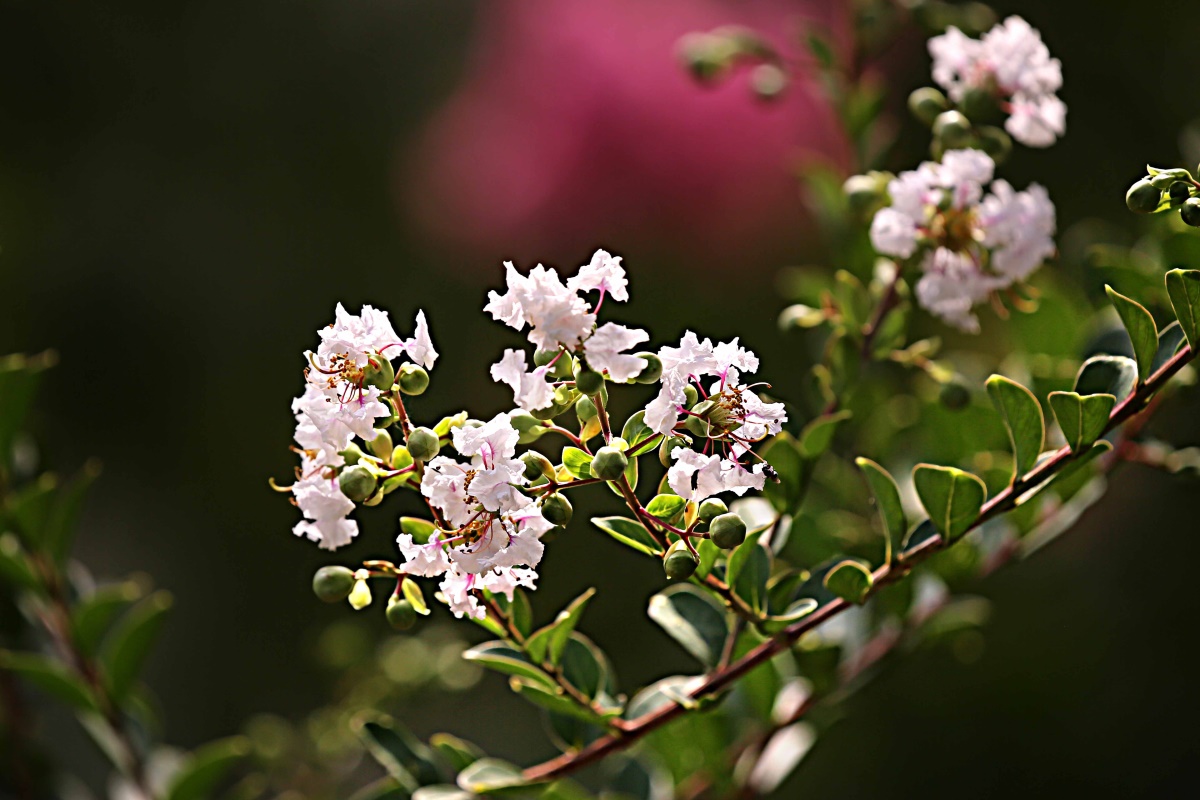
[584,323,650,382]
[491,349,555,411]
[568,249,629,302]
[397,532,453,577]
[668,449,766,503]
[403,310,439,369]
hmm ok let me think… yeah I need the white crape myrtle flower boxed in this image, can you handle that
[928,16,1065,148]
[567,249,629,303]
[484,262,596,350]
[584,322,650,382]
[668,449,766,504]
[291,465,358,550]
[869,149,1055,333]
[491,348,556,411]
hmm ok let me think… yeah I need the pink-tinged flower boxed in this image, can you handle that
[484,262,596,350]
[929,16,1065,148]
[584,323,650,382]
[869,149,1055,333]
[291,465,358,551]
[403,0,852,265]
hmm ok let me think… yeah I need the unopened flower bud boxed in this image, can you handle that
[576,395,598,422]
[908,87,948,126]
[959,86,1000,124]
[709,513,747,549]
[659,436,687,468]
[362,352,395,391]
[750,63,787,100]
[779,303,826,330]
[1150,169,1190,190]
[397,364,430,395]
[386,596,417,630]
[976,126,1012,164]
[590,446,628,481]
[939,379,972,410]
[540,494,573,527]
[520,451,555,482]
[1182,197,1200,228]
[535,349,572,379]
[512,411,549,441]
[843,173,888,215]
[407,427,440,462]
[337,443,366,466]
[366,428,393,462]
[379,397,401,428]
[1169,181,1192,206]
[338,465,377,503]
[698,498,728,522]
[932,110,972,149]
[312,566,355,603]
[677,32,725,82]
[683,384,700,409]
[573,361,605,396]
[663,541,698,581]
[348,571,372,610]
[1126,179,1162,214]
[634,353,663,384]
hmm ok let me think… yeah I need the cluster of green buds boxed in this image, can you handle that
[909,87,1012,163]
[1126,165,1200,227]
[676,25,788,100]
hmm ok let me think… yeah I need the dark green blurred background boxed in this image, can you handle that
[1,0,1198,795]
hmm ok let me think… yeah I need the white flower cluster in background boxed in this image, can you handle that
[869,149,1055,333]
[929,15,1065,147]
[401,414,550,620]
[288,305,437,550]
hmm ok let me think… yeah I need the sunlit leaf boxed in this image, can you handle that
[647,584,728,669]
[912,464,987,542]
[1048,392,1115,453]
[1105,285,1158,381]
[854,457,907,564]
[985,375,1045,481]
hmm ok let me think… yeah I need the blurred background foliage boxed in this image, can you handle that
[1,0,1199,795]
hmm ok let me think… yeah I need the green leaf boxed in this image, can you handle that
[0,351,56,467]
[457,759,532,794]
[1074,355,1138,403]
[1153,320,1187,374]
[99,591,173,703]
[798,410,852,459]
[645,494,686,523]
[72,580,145,657]
[0,651,98,712]
[348,778,412,800]
[43,461,101,563]
[164,736,252,800]
[1165,268,1200,348]
[912,464,987,542]
[562,448,594,479]
[509,590,533,639]
[6,473,57,549]
[0,533,39,591]
[1048,392,1116,453]
[762,598,819,633]
[694,537,720,580]
[591,516,662,556]
[647,585,729,669]
[509,677,606,725]
[823,560,873,604]
[525,588,596,666]
[429,733,485,774]
[985,375,1045,480]
[624,675,700,719]
[354,714,442,789]
[620,411,657,456]
[462,641,556,690]
[559,635,613,702]
[854,457,907,564]
[1105,285,1158,381]
[402,579,430,616]
[760,433,807,514]
[399,517,436,545]
[726,531,770,613]
[412,787,472,800]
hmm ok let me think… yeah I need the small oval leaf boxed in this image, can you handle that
[912,465,987,542]
[1047,392,1115,453]
[985,375,1045,481]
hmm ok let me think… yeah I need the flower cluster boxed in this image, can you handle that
[929,15,1065,148]
[869,149,1056,332]
[286,304,437,550]
[401,414,550,620]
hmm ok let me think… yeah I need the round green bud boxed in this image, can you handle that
[378,397,401,428]
[312,566,356,603]
[634,353,663,384]
[338,443,366,466]
[540,494,573,527]
[575,394,598,422]
[573,361,605,396]
[407,427,440,462]
[520,450,555,482]
[1169,181,1192,206]
[511,411,544,437]
[663,544,698,581]
[529,403,560,421]
[397,364,430,395]
[908,86,948,126]
[843,173,886,215]
[338,465,377,503]
[683,384,699,409]
[1126,179,1162,214]
[932,110,972,149]
[709,513,747,550]
[659,436,687,468]
[939,379,971,411]
[590,446,628,481]
[535,349,572,379]
[1182,197,1200,228]
[386,596,417,630]
[362,352,395,392]
[959,86,1000,124]
[976,126,1012,164]
[698,498,728,522]
[366,428,393,462]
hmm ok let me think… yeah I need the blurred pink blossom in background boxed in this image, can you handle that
[402,0,854,268]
